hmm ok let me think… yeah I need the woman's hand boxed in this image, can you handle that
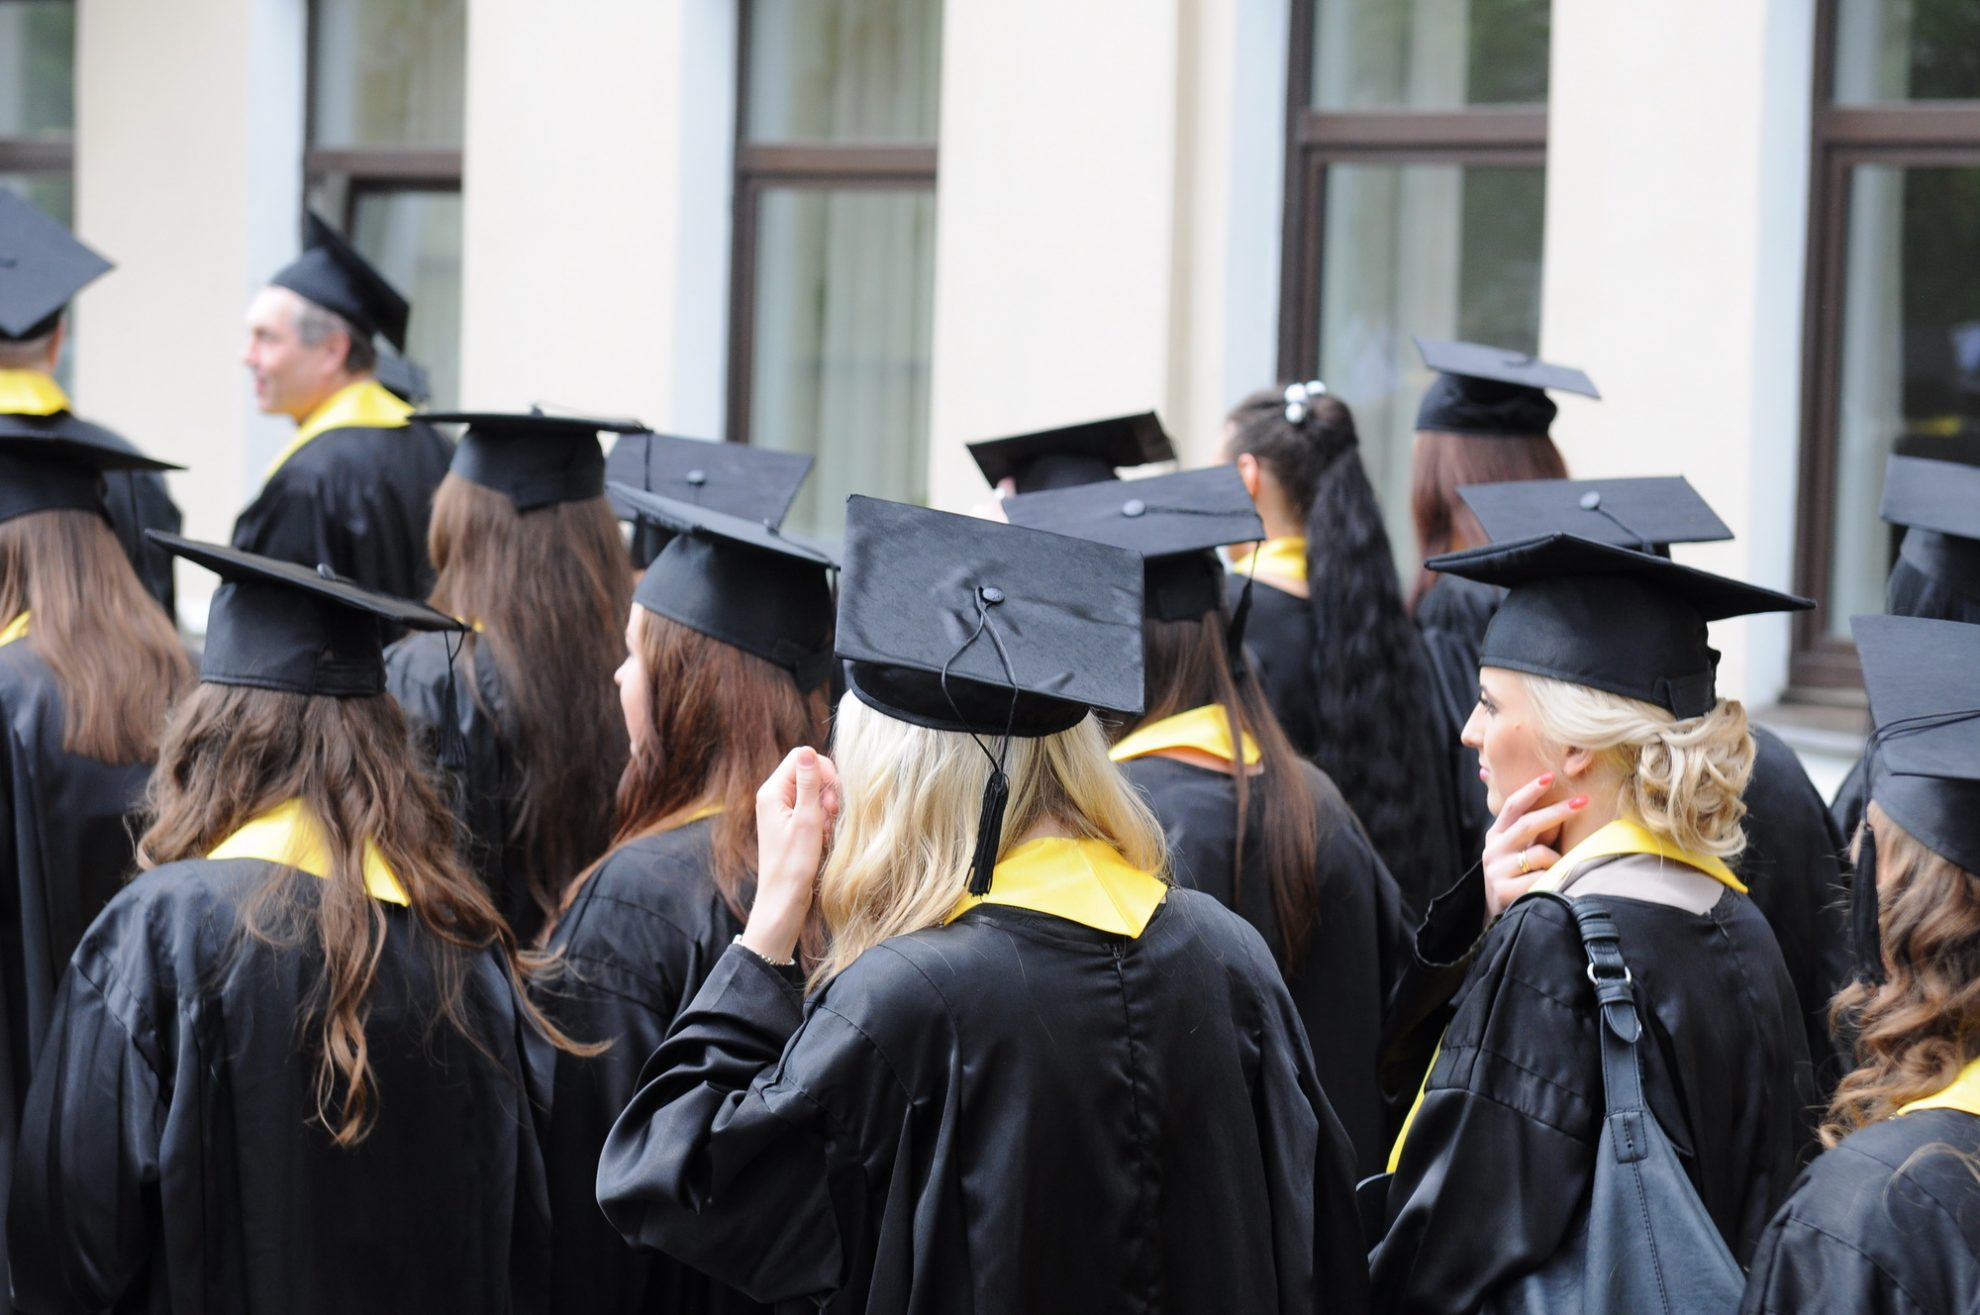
[1481,773,1588,921]
[742,747,841,963]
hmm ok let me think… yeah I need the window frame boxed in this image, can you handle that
[1790,0,1980,694]
[0,0,75,217]
[723,0,939,447]
[1275,0,1549,381]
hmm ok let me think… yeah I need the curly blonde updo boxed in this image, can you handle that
[1517,672,1755,861]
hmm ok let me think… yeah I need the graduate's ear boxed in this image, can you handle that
[1559,744,1598,782]
[1235,452,1262,500]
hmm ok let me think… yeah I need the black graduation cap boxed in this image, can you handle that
[0,188,113,341]
[610,481,837,692]
[1458,476,1733,555]
[1002,466,1263,621]
[374,354,431,407]
[604,432,813,527]
[1879,447,1980,595]
[424,410,646,512]
[1848,614,1980,982]
[1425,532,1812,719]
[966,412,1175,495]
[268,210,411,352]
[150,532,466,698]
[836,495,1146,895]
[1415,337,1599,437]
[0,422,180,526]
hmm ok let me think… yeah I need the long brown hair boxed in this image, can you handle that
[1407,428,1567,610]
[138,682,596,1147]
[426,475,631,920]
[1824,803,1980,1146]
[562,607,829,929]
[1128,604,1323,967]
[0,508,191,762]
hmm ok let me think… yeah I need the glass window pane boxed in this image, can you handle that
[0,0,75,138]
[305,178,464,409]
[1312,161,1546,570]
[309,0,466,149]
[0,171,71,225]
[747,0,942,141]
[1311,0,1548,110]
[1833,0,1980,103]
[1826,164,1980,636]
[747,187,936,536]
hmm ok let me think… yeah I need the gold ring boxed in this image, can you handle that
[1517,847,1531,874]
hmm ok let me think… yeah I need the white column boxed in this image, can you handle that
[1538,0,1816,704]
[458,0,734,437]
[72,0,303,620]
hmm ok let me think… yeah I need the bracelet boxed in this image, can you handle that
[732,934,796,969]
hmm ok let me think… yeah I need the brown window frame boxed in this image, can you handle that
[1790,1,1980,694]
[724,0,938,446]
[1276,0,1548,381]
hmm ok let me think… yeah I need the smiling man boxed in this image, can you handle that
[231,211,451,609]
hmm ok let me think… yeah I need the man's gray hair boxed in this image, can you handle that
[292,297,378,375]
[0,327,58,370]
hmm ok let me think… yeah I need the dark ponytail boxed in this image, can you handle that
[1225,386,1453,890]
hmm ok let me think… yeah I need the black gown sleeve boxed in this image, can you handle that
[232,471,349,576]
[6,960,164,1313]
[596,945,852,1307]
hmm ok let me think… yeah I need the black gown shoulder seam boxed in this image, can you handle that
[1765,1212,1934,1314]
[1435,1040,1599,1134]
[1834,1134,1980,1234]
[807,998,923,1107]
[549,953,680,1016]
[68,952,168,1087]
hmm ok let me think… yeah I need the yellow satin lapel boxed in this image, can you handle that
[1110,704,1261,766]
[950,836,1167,937]
[660,802,724,832]
[1226,536,1307,584]
[265,379,414,479]
[0,611,29,648]
[208,799,409,905]
[1897,1057,1980,1120]
[1529,817,1745,895]
[0,370,71,417]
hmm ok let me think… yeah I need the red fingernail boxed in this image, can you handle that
[1539,773,1554,786]
[1569,796,1589,808]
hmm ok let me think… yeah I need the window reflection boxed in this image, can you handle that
[1311,0,1548,111]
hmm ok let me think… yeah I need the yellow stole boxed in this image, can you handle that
[1109,703,1261,767]
[0,612,28,648]
[1897,1057,1980,1120]
[264,378,413,479]
[950,836,1167,938]
[1386,817,1745,1171]
[0,370,70,416]
[207,799,409,905]
[1226,536,1307,583]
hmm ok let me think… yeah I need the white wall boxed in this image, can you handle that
[73,0,304,624]
[1540,0,1815,705]
[459,0,734,437]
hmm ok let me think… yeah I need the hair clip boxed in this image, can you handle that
[1282,379,1327,424]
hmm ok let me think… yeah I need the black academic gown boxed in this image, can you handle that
[1831,756,1868,856]
[1370,871,1812,1314]
[7,860,553,1315]
[597,890,1371,1314]
[534,820,768,1315]
[1740,1107,1980,1315]
[1736,726,1851,1096]
[0,643,156,1313]
[1413,573,1502,860]
[231,414,452,606]
[1120,755,1410,1178]
[383,632,547,942]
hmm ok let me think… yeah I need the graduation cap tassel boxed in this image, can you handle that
[438,628,470,779]
[1851,820,1885,987]
[967,768,1011,897]
[940,585,1021,898]
[1226,569,1257,682]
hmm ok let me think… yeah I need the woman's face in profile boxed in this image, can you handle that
[616,608,651,753]
[1461,667,1563,817]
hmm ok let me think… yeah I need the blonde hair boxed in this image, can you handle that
[1516,672,1755,861]
[813,693,1169,986]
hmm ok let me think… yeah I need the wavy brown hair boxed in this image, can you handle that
[558,608,830,932]
[1408,428,1568,611]
[1823,803,1980,1147]
[1126,603,1324,968]
[426,475,632,921]
[138,683,595,1148]
[0,509,191,762]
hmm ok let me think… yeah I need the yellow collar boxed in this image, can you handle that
[1227,536,1307,584]
[0,369,71,417]
[1530,817,1746,895]
[950,835,1167,938]
[0,611,28,649]
[1898,1057,1980,1120]
[266,378,413,479]
[660,801,724,832]
[207,799,409,905]
[1110,704,1260,767]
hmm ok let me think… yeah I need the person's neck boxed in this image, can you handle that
[1257,504,1304,542]
[1554,791,1622,854]
[288,372,366,425]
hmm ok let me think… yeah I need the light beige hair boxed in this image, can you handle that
[812,692,1169,987]
[1517,671,1754,861]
